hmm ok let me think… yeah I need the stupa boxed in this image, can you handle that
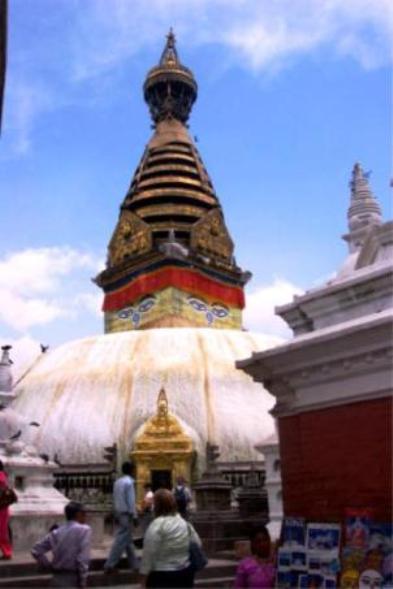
[0,346,67,550]
[12,32,276,496]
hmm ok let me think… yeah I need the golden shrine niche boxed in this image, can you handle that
[190,208,234,264]
[108,210,152,266]
[131,388,194,502]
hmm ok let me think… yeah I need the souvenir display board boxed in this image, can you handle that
[277,519,340,588]
[277,513,392,589]
[341,509,392,589]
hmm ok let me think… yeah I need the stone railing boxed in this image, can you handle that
[217,461,265,490]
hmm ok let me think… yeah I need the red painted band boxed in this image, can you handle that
[102,267,244,311]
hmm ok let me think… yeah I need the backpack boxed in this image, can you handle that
[0,486,18,509]
[174,486,188,513]
[187,523,208,572]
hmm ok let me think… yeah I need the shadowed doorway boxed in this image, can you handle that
[151,469,172,491]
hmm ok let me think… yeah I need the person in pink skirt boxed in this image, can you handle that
[235,526,276,588]
[0,461,12,560]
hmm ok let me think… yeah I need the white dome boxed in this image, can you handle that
[12,328,276,467]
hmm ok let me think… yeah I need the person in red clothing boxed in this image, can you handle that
[0,460,12,560]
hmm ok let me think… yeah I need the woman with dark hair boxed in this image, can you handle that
[235,526,276,588]
[0,460,12,560]
[140,488,202,588]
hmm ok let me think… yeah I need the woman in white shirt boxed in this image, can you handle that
[140,488,202,588]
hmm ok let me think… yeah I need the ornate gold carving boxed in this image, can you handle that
[191,208,234,262]
[131,387,194,501]
[108,210,152,267]
[137,387,188,440]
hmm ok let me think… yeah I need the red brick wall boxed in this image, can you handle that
[278,397,392,522]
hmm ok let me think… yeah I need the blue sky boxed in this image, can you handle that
[0,0,391,367]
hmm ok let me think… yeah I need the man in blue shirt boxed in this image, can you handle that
[32,502,92,588]
[104,461,139,573]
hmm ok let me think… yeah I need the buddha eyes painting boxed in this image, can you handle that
[187,296,229,325]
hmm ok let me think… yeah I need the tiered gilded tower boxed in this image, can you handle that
[96,31,250,333]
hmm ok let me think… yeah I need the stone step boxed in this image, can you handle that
[213,549,238,561]
[196,576,234,588]
[0,556,128,578]
[0,571,136,588]
[0,561,236,588]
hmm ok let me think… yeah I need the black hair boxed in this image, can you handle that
[249,525,271,543]
[121,461,134,476]
[65,501,85,521]
[0,460,4,471]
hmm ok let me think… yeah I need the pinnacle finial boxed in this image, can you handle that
[167,27,175,47]
[160,28,178,67]
[157,387,169,419]
[144,31,197,124]
[344,162,382,252]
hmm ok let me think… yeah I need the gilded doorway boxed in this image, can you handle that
[131,388,194,501]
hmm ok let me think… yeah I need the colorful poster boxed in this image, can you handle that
[292,549,307,570]
[345,508,373,551]
[277,519,307,588]
[298,574,309,588]
[282,517,307,548]
[307,573,324,588]
[323,576,337,588]
[277,570,294,588]
[297,573,337,588]
[306,523,341,589]
[278,548,292,570]
[341,509,392,589]
[307,523,341,552]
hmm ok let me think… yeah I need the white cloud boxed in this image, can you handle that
[71,0,392,78]
[5,0,391,154]
[0,288,64,332]
[0,247,103,332]
[218,0,393,71]
[0,247,99,295]
[244,278,303,337]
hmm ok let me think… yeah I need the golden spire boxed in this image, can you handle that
[156,387,169,422]
[144,31,197,124]
[96,33,249,334]
[159,28,178,67]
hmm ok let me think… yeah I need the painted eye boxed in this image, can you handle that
[212,305,229,318]
[188,297,207,312]
[118,308,133,319]
[138,297,156,313]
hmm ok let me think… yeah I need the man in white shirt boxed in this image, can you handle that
[31,501,91,588]
[104,461,139,573]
